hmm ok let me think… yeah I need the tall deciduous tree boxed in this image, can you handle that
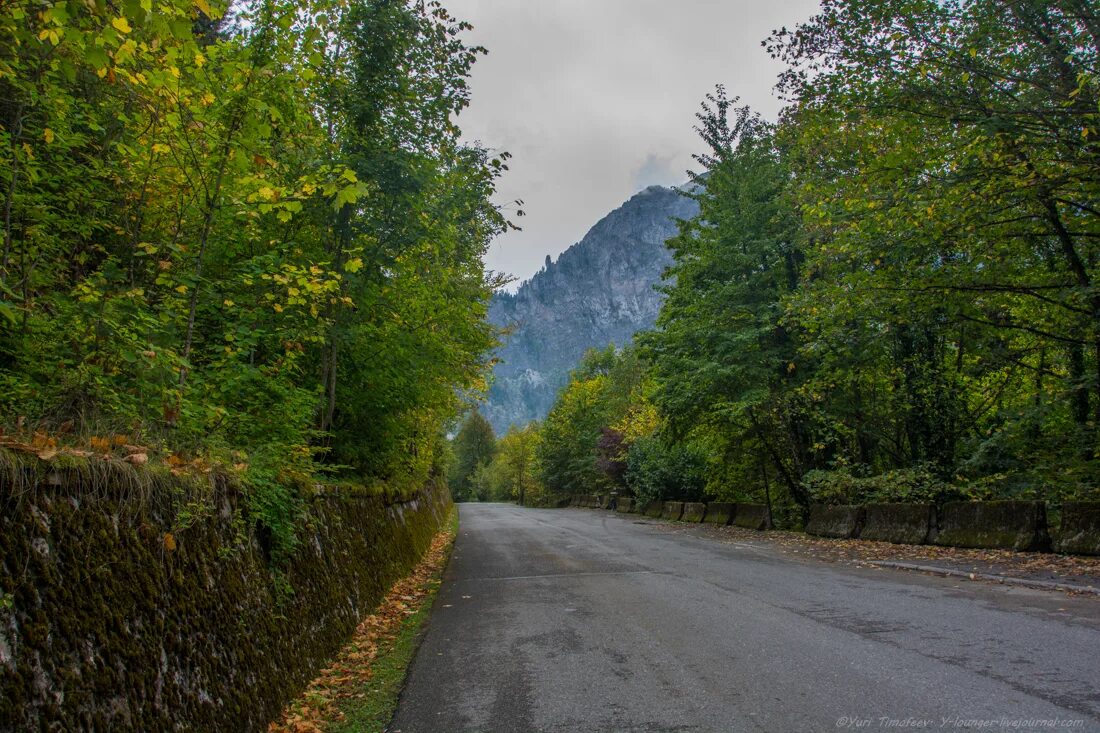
[450,411,497,501]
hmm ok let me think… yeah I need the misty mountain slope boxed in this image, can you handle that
[485,184,699,433]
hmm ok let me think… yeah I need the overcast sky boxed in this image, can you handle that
[446,0,822,289]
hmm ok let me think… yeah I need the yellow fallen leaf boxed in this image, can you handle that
[43,128,55,144]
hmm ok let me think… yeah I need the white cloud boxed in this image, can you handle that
[448,0,822,288]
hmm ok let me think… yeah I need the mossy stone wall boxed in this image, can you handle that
[1057,502,1100,555]
[0,463,451,732]
[935,500,1049,551]
[702,503,734,525]
[661,501,684,521]
[860,503,935,545]
[681,502,706,523]
[805,504,866,539]
[732,503,772,530]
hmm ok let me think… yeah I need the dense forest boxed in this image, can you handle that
[4,0,1099,523]
[0,0,514,553]
[457,0,1100,516]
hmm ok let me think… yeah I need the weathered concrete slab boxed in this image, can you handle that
[935,501,1049,551]
[805,504,865,539]
[702,502,735,525]
[681,502,707,522]
[662,501,685,521]
[733,503,771,530]
[644,500,664,518]
[616,498,636,513]
[861,503,935,545]
[1057,502,1100,556]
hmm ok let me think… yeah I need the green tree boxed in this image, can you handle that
[769,0,1100,498]
[450,411,497,501]
[536,346,649,496]
[640,91,811,506]
[0,0,515,552]
[481,423,541,505]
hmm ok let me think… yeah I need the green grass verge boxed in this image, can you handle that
[329,508,459,733]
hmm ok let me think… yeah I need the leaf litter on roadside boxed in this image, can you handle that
[654,520,1100,591]
[269,519,456,733]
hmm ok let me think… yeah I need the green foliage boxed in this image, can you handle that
[480,423,541,504]
[624,433,707,505]
[449,411,496,501]
[619,0,1100,508]
[639,92,811,507]
[802,465,956,506]
[0,0,510,549]
[541,0,1100,509]
[536,346,649,495]
[766,0,1100,501]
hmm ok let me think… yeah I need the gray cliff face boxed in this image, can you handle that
[485,184,699,434]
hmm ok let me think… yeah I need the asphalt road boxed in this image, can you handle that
[390,504,1100,733]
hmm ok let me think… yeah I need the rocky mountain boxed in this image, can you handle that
[484,184,699,434]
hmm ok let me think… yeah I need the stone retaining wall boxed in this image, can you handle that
[805,505,865,539]
[1057,502,1100,555]
[860,503,935,545]
[662,501,684,521]
[0,458,451,732]
[702,503,734,525]
[681,502,707,523]
[935,500,1049,551]
[733,503,771,530]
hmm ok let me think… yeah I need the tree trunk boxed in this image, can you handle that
[1,105,23,283]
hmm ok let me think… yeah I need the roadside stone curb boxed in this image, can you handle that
[866,560,1100,596]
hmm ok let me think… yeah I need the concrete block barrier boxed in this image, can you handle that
[616,498,635,513]
[805,504,865,539]
[662,501,685,521]
[1057,502,1100,555]
[644,500,664,518]
[860,503,935,545]
[935,500,1049,551]
[702,502,735,525]
[733,503,771,530]
[681,502,706,522]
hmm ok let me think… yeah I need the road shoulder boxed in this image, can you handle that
[613,510,1100,596]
